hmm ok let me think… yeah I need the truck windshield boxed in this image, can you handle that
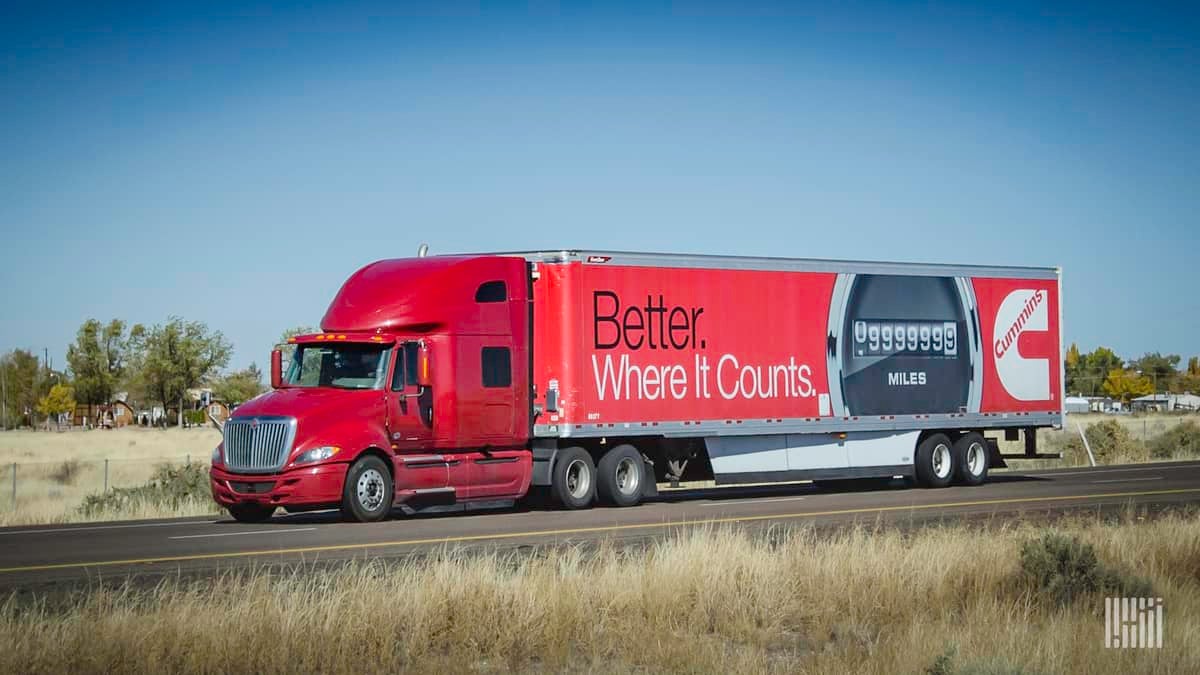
[286,344,391,390]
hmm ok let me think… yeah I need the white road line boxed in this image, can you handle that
[169,528,317,540]
[1090,477,1165,484]
[1036,466,1186,478]
[702,496,808,506]
[0,520,218,536]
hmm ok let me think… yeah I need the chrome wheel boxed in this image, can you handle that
[932,442,952,480]
[565,458,591,500]
[966,440,986,477]
[356,468,386,512]
[614,456,640,495]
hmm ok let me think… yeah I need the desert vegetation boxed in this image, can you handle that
[1,512,1197,674]
[999,413,1200,469]
[0,427,221,526]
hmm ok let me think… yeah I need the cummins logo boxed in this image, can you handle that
[993,289,1049,400]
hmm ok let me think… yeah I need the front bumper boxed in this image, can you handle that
[210,462,349,509]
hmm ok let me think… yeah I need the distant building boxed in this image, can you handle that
[72,399,137,428]
[1065,396,1091,414]
[1084,393,1118,410]
[206,401,231,427]
[1130,393,1200,413]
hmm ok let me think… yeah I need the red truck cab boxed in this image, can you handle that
[210,255,534,522]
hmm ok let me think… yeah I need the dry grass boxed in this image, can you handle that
[0,426,221,465]
[999,413,1200,470]
[0,427,222,527]
[2,513,1197,674]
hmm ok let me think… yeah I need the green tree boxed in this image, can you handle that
[277,325,317,375]
[37,384,76,431]
[211,364,265,405]
[1065,343,1082,394]
[1128,352,1180,393]
[130,318,233,427]
[1188,356,1200,377]
[66,319,130,405]
[1,349,59,429]
[1074,347,1124,396]
[1102,368,1153,403]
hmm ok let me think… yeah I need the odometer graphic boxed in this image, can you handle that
[826,274,982,416]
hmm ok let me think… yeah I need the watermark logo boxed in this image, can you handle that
[1105,597,1163,648]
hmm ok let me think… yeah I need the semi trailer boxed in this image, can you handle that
[210,250,1064,522]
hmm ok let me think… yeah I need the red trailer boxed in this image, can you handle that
[210,250,1064,522]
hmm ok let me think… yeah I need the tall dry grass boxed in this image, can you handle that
[998,412,1200,470]
[0,427,222,526]
[2,513,1197,674]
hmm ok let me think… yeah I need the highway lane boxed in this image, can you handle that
[2,461,1200,587]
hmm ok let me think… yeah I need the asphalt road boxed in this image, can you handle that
[3,461,1200,588]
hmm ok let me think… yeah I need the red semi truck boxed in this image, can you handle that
[210,250,1064,522]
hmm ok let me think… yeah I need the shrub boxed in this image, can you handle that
[925,646,1037,675]
[50,460,81,485]
[1148,420,1200,459]
[1061,419,1142,464]
[77,462,211,518]
[1018,532,1152,607]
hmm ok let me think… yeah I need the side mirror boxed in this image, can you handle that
[416,342,432,388]
[270,349,283,389]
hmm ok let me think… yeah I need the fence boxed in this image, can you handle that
[1,456,202,525]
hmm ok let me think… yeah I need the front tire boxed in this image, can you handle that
[914,433,955,488]
[551,446,596,510]
[228,503,275,523]
[597,444,645,507]
[341,455,394,522]
[953,432,989,486]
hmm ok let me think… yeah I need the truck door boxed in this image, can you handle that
[466,342,530,498]
[387,342,463,492]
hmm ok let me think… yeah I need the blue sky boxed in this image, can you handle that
[1,0,1197,373]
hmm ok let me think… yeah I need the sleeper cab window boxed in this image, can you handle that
[481,347,512,388]
[475,280,507,303]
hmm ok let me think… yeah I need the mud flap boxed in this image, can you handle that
[987,437,1009,469]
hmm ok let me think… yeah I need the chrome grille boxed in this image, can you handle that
[222,417,296,473]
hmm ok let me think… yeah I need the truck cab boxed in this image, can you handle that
[210,255,534,522]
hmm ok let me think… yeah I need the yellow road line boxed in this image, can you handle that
[2,487,1198,575]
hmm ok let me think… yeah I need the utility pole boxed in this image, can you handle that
[1,354,7,431]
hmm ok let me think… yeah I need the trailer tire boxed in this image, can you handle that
[914,433,955,488]
[953,432,989,486]
[551,446,596,510]
[228,503,275,523]
[341,455,394,522]
[597,444,644,507]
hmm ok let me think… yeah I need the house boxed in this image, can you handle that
[71,399,137,428]
[1084,396,1120,413]
[1064,396,1091,414]
[1169,393,1200,412]
[71,404,105,428]
[106,400,136,428]
[206,401,231,426]
[1130,393,1200,413]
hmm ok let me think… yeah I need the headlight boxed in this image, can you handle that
[295,446,341,465]
[211,444,223,465]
